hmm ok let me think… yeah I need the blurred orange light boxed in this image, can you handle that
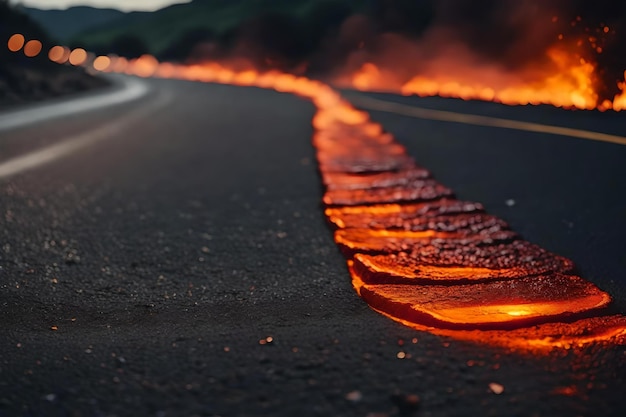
[48,45,66,62]
[131,54,159,77]
[93,55,111,71]
[111,56,129,72]
[7,33,25,52]
[68,48,87,66]
[23,40,42,57]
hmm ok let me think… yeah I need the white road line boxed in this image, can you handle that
[0,92,171,180]
[0,77,149,133]
[349,94,626,146]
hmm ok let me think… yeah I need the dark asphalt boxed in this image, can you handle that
[1,77,625,417]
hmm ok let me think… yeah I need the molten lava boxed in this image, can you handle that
[100,54,626,351]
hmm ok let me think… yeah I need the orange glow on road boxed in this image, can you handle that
[7,33,25,52]
[23,40,42,58]
[68,48,87,66]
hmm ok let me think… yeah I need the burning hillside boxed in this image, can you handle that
[331,1,626,110]
[176,0,626,111]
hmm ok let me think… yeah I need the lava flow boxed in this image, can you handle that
[110,55,625,351]
[8,33,626,351]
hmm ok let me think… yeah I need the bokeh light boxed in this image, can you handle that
[7,33,25,52]
[68,48,87,66]
[48,45,67,63]
[23,39,42,57]
[93,55,111,72]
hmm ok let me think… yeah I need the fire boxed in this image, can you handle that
[613,71,626,111]
[348,45,603,110]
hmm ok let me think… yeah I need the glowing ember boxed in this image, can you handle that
[353,271,611,330]
[321,167,431,191]
[325,200,484,228]
[335,227,517,256]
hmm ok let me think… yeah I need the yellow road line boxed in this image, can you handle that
[349,94,626,146]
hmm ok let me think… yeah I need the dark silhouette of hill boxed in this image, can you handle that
[20,6,126,42]
[14,0,626,101]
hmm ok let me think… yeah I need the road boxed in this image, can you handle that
[1,76,625,416]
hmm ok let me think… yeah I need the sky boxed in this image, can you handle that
[11,0,191,12]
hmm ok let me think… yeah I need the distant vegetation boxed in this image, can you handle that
[21,6,125,42]
[70,0,369,58]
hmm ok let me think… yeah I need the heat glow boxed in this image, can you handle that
[342,42,626,112]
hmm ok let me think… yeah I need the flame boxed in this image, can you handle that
[613,71,626,111]
[348,46,601,110]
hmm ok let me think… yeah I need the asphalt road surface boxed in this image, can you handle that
[1,76,625,417]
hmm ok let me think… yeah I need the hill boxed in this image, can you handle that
[72,0,369,56]
[20,6,126,42]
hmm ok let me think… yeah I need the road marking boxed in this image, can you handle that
[0,92,171,180]
[0,77,149,133]
[348,94,626,146]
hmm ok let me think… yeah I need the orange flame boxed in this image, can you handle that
[613,71,626,111]
[342,35,626,112]
[349,46,601,110]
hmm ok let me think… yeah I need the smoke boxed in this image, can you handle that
[183,0,626,103]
